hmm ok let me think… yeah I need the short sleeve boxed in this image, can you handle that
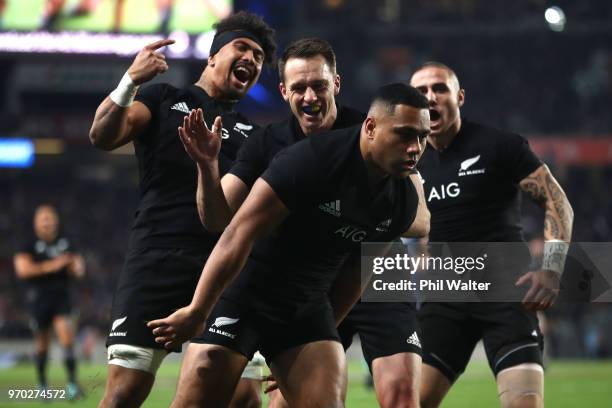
[17,240,33,255]
[500,133,542,183]
[260,140,321,211]
[229,127,268,188]
[134,84,166,116]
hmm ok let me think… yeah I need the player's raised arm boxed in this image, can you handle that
[178,108,250,231]
[517,164,574,310]
[89,39,174,151]
[147,178,288,348]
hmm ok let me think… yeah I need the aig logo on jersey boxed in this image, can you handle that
[427,182,460,202]
[335,225,367,242]
[458,155,486,177]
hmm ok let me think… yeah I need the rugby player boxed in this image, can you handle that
[172,37,427,407]
[411,62,574,408]
[14,204,85,400]
[88,11,276,408]
[148,83,430,407]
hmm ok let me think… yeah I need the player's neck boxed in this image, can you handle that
[429,118,461,151]
[195,73,238,104]
[36,232,57,242]
[359,133,388,187]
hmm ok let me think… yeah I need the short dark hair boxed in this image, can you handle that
[278,38,336,82]
[413,61,461,89]
[213,11,277,66]
[370,83,429,113]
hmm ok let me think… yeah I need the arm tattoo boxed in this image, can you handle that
[520,165,573,241]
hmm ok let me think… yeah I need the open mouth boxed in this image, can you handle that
[404,159,417,169]
[302,104,322,117]
[429,109,441,122]
[232,64,252,84]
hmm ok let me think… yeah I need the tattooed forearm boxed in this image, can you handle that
[519,165,574,242]
[520,179,547,205]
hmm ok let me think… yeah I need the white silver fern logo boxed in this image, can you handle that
[460,155,480,171]
[212,317,239,328]
[111,316,127,331]
[234,123,253,131]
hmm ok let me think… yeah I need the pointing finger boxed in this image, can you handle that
[144,38,175,51]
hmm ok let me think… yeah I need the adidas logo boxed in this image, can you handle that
[170,101,190,114]
[318,200,341,217]
[376,218,392,232]
[531,330,538,338]
[407,332,421,348]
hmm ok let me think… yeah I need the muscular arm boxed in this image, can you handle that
[14,253,71,279]
[517,164,574,310]
[178,109,250,231]
[196,166,249,232]
[403,172,430,238]
[190,179,288,316]
[89,38,173,151]
[148,178,289,348]
[89,100,151,151]
[519,164,574,242]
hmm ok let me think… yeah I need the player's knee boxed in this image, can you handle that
[420,392,443,408]
[377,378,418,408]
[101,383,150,408]
[230,387,262,408]
[190,346,235,376]
[291,387,344,408]
[500,391,543,408]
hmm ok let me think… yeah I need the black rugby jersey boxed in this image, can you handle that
[18,236,73,291]
[417,119,541,242]
[229,105,365,188]
[229,125,418,302]
[130,84,257,250]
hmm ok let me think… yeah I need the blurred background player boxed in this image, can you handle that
[13,204,85,399]
[411,62,574,408]
[88,10,276,408]
[175,37,427,408]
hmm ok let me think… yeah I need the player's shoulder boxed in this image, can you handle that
[139,82,179,98]
[263,116,294,137]
[16,236,36,254]
[309,124,361,152]
[463,119,524,144]
[335,105,366,128]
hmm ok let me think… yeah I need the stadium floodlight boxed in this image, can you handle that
[545,6,566,32]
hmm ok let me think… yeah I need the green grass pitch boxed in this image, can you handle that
[1,359,611,407]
